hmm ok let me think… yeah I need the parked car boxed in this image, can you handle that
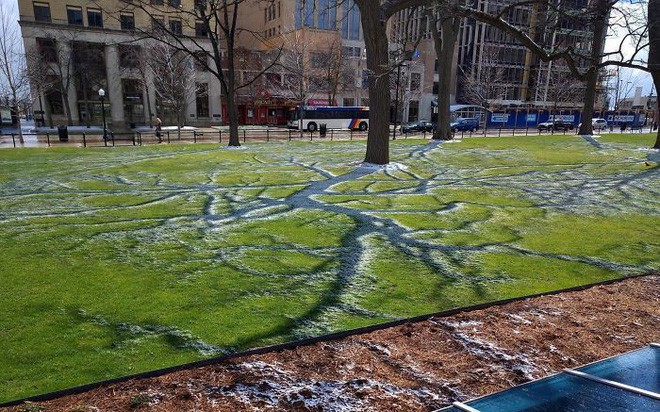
[450,118,479,133]
[537,119,574,132]
[578,118,608,131]
[401,120,434,134]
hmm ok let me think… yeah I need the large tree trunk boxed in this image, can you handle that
[578,0,608,136]
[432,14,460,140]
[649,0,659,148]
[224,31,240,146]
[13,90,24,144]
[61,88,73,126]
[357,0,390,165]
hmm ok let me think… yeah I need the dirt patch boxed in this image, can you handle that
[6,275,659,412]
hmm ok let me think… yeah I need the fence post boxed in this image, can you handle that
[111,132,115,147]
[83,132,87,147]
[193,130,197,143]
[330,129,334,141]
[288,130,291,141]
[218,130,222,143]
[167,131,171,144]
[11,134,16,148]
[243,129,246,143]
[310,131,313,141]
[132,132,136,146]
[266,128,269,142]
[498,126,502,137]
[46,132,51,147]
[350,130,353,140]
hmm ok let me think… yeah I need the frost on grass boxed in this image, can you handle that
[72,309,229,356]
[1,138,658,401]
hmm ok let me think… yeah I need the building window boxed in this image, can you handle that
[122,79,143,103]
[120,13,135,31]
[45,88,64,115]
[410,73,421,91]
[119,45,141,68]
[196,83,209,118]
[310,52,326,69]
[342,0,360,40]
[266,72,281,87]
[193,51,207,71]
[67,6,83,26]
[36,38,57,63]
[195,22,208,37]
[317,0,337,30]
[408,100,419,121]
[170,18,182,35]
[33,2,51,23]
[87,8,103,28]
[304,0,314,27]
[152,16,165,31]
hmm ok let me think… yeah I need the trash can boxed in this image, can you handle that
[57,125,68,142]
[319,123,327,137]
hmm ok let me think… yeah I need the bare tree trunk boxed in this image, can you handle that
[12,89,24,143]
[578,0,608,136]
[432,14,459,140]
[358,1,390,165]
[177,112,181,140]
[62,88,73,126]
[649,0,660,148]
[224,30,240,146]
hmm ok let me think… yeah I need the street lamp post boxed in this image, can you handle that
[393,63,403,141]
[98,88,107,145]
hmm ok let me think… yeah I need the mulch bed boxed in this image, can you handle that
[6,274,659,412]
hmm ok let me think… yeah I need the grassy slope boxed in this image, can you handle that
[0,134,658,402]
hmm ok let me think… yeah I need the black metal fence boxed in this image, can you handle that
[1,124,656,148]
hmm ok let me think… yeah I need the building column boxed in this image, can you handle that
[144,68,156,127]
[209,73,222,125]
[105,44,124,126]
[60,41,80,124]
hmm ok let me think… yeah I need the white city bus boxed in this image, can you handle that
[288,106,369,132]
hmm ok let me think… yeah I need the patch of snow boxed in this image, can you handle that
[359,162,409,171]
[507,313,533,325]
[208,360,444,411]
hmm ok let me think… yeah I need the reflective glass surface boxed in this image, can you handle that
[467,373,660,412]
[578,346,660,393]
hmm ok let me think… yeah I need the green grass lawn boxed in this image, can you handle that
[0,134,658,402]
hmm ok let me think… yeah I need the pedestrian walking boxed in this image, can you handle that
[155,117,162,143]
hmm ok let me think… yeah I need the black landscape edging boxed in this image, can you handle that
[2,272,656,407]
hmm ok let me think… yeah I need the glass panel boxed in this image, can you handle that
[67,8,83,25]
[33,3,51,23]
[87,9,103,28]
[304,0,314,27]
[468,373,660,412]
[578,346,660,393]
